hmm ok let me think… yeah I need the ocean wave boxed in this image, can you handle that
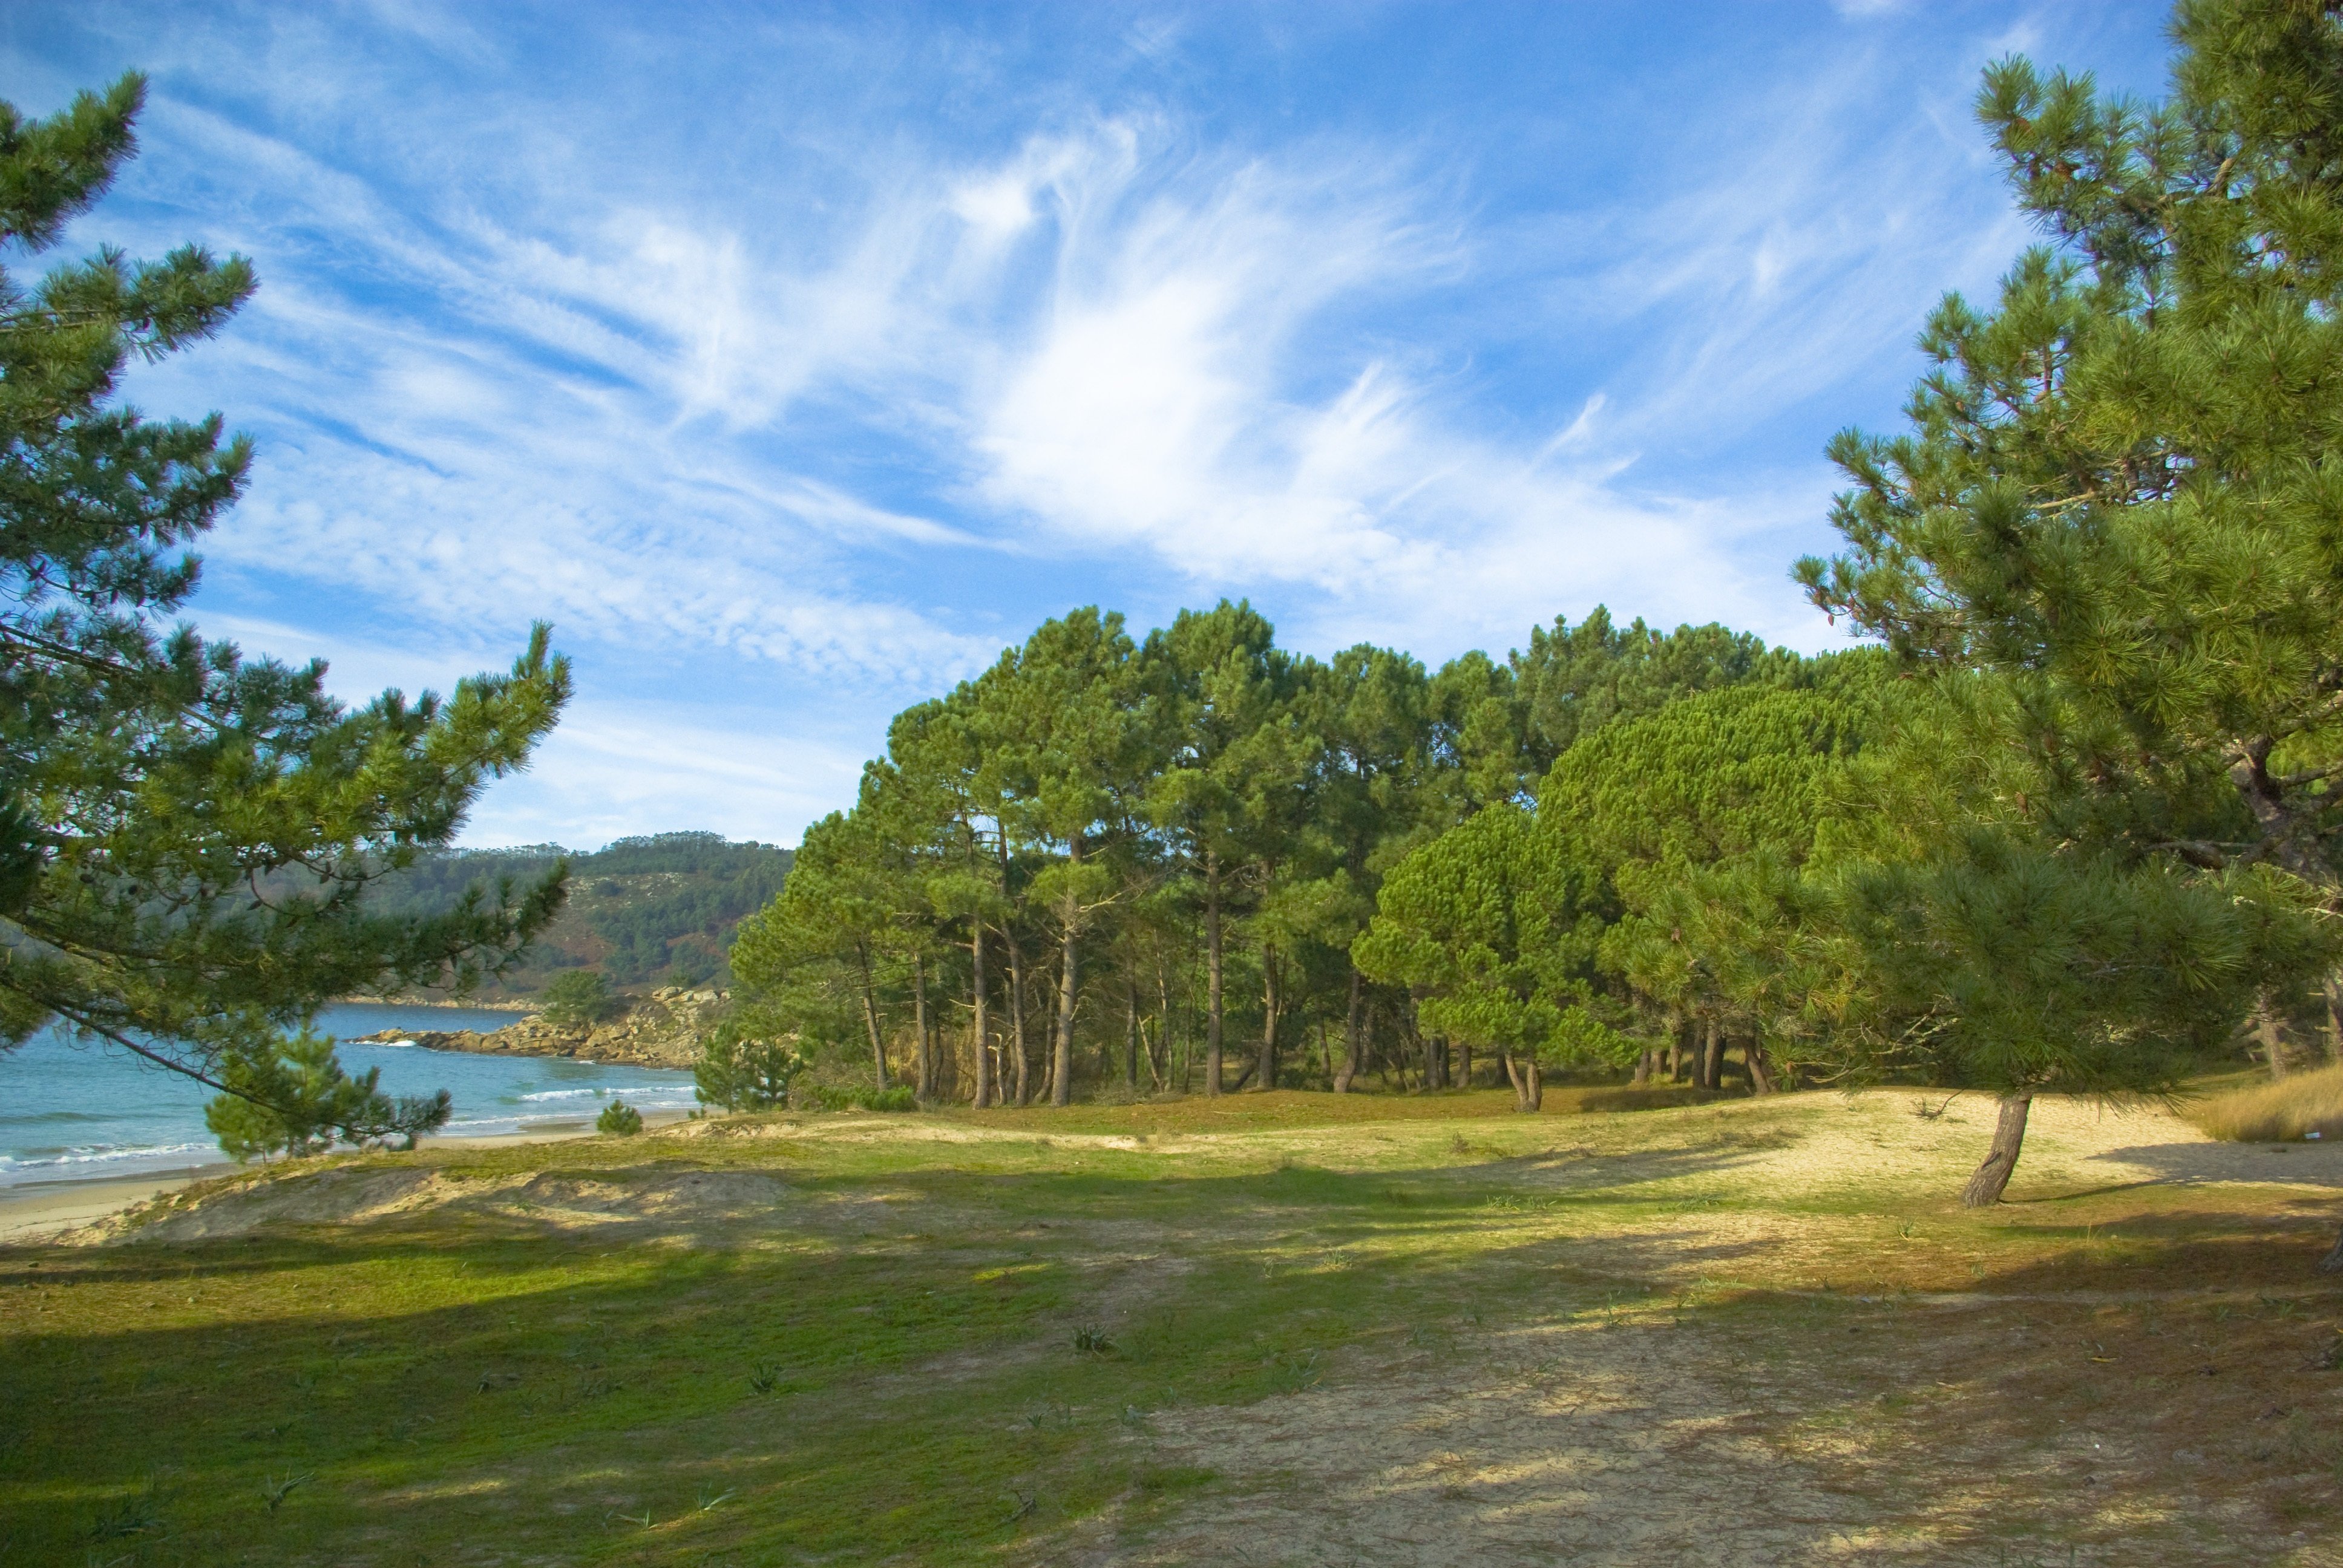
[516,1088,608,1102]
[0,1140,217,1175]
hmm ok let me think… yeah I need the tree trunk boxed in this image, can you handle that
[1051,939,1076,1107]
[1665,1028,1682,1083]
[1125,979,1140,1094]
[1155,962,1173,1090]
[1700,1018,1723,1091]
[1458,1042,1473,1089]
[2325,973,2343,1065]
[1006,930,1031,1106]
[1253,944,1279,1091]
[1961,1094,2033,1208]
[1631,1049,1654,1087]
[970,924,992,1108]
[1502,1051,1532,1111]
[1051,837,1082,1108]
[994,829,1029,1106]
[1745,1037,1775,1096]
[912,950,934,1100]
[1205,851,1224,1097]
[2255,996,2289,1080]
[1334,969,1364,1094]
[1523,1057,1542,1113]
[857,943,890,1089]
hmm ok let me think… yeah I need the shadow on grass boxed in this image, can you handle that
[10,1135,2335,1567]
[0,1144,1804,1564]
[2084,1139,2343,1189]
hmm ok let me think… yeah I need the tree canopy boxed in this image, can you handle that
[725,598,1833,1109]
[1795,0,2343,1200]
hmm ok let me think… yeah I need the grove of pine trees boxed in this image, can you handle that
[728,603,1890,1111]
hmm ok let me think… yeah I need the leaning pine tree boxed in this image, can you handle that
[1,76,571,1149]
[1798,1,2343,1218]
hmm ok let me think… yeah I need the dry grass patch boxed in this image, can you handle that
[2191,1063,2343,1144]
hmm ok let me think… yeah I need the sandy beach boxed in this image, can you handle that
[0,1111,693,1244]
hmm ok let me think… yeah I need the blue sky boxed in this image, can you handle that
[7,2,2171,851]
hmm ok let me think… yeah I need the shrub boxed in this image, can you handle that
[803,1084,917,1113]
[596,1099,644,1135]
[2188,1063,2343,1143]
[541,969,621,1030]
[695,1032,807,1111]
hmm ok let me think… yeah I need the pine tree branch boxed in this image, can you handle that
[41,1000,270,1106]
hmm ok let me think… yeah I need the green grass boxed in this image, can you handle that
[4,1088,2336,1564]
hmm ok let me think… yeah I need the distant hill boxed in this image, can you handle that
[363,831,791,1000]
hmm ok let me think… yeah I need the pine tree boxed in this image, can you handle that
[1352,803,1604,1111]
[205,1028,450,1161]
[1545,675,1883,1093]
[1142,601,1305,1096]
[693,1027,808,1112]
[1,76,570,1141]
[1797,1,2343,1203]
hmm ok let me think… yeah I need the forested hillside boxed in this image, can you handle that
[363,832,790,998]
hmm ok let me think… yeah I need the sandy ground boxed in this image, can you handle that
[0,1170,235,1243]
[0,1111,692,1244]
[41,1094,2343,1249]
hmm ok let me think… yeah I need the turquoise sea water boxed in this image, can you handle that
[0,1004,699,1188]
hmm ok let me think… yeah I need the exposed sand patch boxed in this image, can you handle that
[58,1166,833,1244]
[1489,1093,2343,1201]
[1061,1290,2343,1568]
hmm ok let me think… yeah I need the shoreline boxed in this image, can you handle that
[335,995,536,1011]
[0,1110,693,1244]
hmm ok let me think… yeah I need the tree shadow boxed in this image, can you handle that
[2084,1139,2343,1189]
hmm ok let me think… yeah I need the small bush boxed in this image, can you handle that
[2189,1063,2343,1143]
[695,1031,805,1111]
[802,1084,917,1113]
[596,1099,644,1135]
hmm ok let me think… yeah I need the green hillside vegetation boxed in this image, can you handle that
[360,832,791,998]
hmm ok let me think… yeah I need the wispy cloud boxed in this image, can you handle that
[16,0,2171,843]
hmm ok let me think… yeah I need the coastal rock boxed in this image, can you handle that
[352,986,726,1070]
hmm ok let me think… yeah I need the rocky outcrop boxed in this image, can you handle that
[352,987,727,1070]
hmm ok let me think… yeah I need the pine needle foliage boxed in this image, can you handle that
[1798,1,2343,901]
[0,75,569,1140]
[1794,1,2343,1111]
